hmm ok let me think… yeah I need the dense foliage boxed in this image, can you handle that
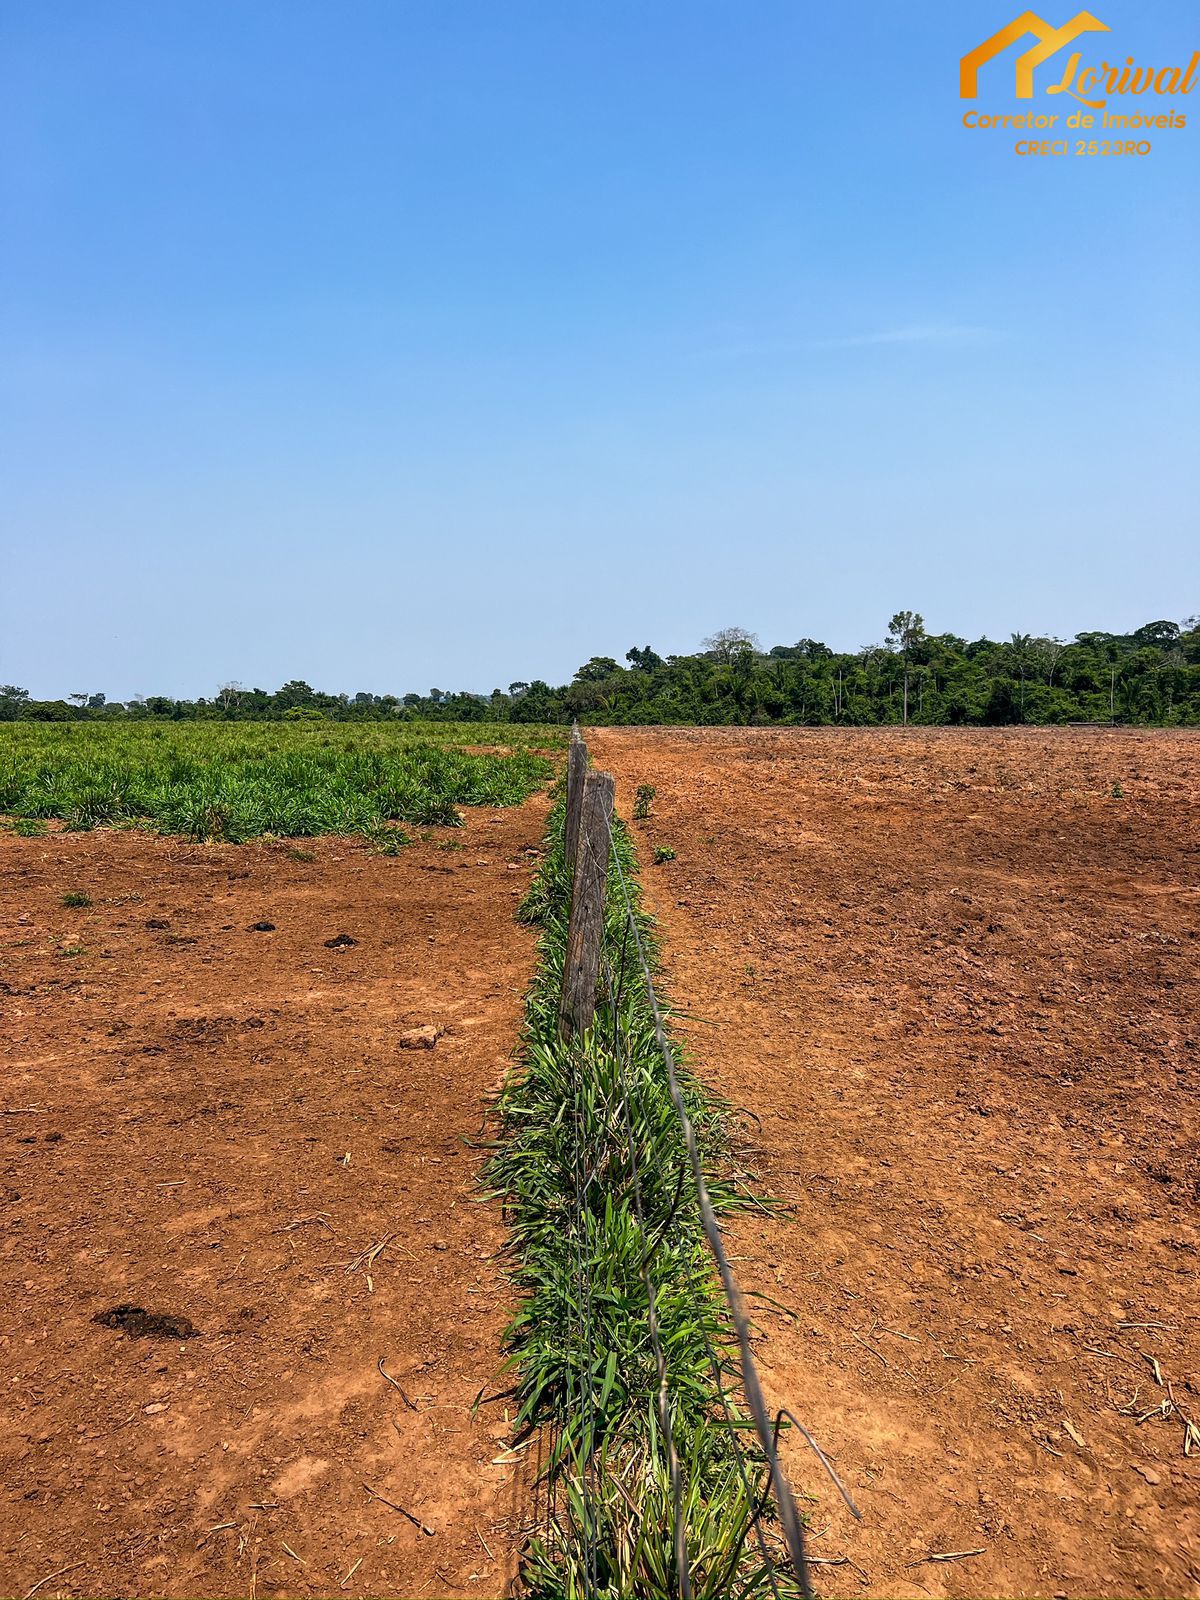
[0,722,554,841]
[3,615,1197,727]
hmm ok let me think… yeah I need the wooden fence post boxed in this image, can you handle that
[559,770,614,1042]
[563,728,588,876]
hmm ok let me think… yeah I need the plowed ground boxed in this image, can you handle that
[0,804,548,1599]
[592,727,1199,1600]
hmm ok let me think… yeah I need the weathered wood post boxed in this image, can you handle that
[562,727,588,875]
[559,770,614,1042]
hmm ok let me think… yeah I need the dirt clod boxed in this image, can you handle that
[398,1024,441,1049]
[324,933,356,948]
[93,1305,198,1340]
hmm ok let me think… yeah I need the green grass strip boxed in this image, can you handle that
[489,798,801,1598]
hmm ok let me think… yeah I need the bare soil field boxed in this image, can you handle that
[0,802,548,1599]
[592,727,1199,1600]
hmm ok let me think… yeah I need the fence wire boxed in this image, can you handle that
[597,807,814,1594]
[554,730,860,1599]
[599,938,780,1600]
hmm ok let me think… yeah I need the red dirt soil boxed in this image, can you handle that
[592,727,1199,1600]
[0,802,548,1599]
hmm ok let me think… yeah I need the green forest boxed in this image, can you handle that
[4,614,1198,727]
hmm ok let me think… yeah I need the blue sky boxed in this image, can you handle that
[3,0,1197,700]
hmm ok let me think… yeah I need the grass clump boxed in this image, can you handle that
[0,723,552,842]
[61,891,91,907]
[491,802,799,1597]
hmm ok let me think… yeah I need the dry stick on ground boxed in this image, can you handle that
[362,1482,436,1537]
[378,1356,417,1410]
[273,1212,334,1235]
[809,1555,870,1586]
[848,1328,891,1368]
[1123,1349,1200,1454]
[906,1549,987,1566]
[247,1538,263,1600]
[197,1522,238,1548]
[23,1562,85,1600]
[344,1232,395,1274]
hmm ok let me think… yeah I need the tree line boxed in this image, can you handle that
[3,613,1198,727]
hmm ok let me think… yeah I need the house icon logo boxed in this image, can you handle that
[960,9,1109,97]
[959,8,1196,145]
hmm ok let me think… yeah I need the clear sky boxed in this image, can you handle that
[3,1,1197,701]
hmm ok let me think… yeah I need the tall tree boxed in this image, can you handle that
[1009,633,1032,719]
[1033,637,1066,687]
[887,611,926,724]
[701,627,760,664]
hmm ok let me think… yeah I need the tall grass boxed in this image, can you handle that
[491,802,800,1597]
[0,722,555,840]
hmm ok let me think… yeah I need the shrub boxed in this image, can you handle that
[633,783,657,820]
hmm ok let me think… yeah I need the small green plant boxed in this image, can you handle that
[436,838,465,851]
[633,783,657,820]
[1110,780,1124,798]
[653,844,676,864]
[61,891,91,908]
[367,825,411,856]
[58,944,85,958]
[13,818,47,837]
[287,847,315,862]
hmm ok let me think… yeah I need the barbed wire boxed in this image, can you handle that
[568,979,600,1596]
[596,801,821,1597]
[599,935,777,1600]
[555,727,859,1598]
[597,934,692,1599]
